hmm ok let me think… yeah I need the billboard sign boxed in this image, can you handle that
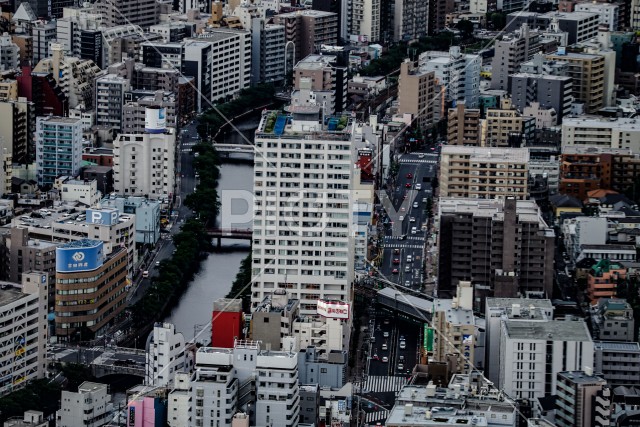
[317,300,350,319]
[86,208,119,226]
[145,107,167,134]
[424,325,434,352]
[56,240,104,273]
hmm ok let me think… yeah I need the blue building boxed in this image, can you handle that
[101,196,161,245]
[35,116,83,187]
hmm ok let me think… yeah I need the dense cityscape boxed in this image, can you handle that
[0,0,636,425]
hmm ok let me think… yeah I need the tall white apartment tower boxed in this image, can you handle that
[251,109,355,315]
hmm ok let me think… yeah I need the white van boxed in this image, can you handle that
[407,255,412,263]
[411,226,417,234]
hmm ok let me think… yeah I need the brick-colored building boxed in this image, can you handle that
[588,259,626,305]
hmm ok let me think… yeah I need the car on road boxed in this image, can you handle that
[405,182,412,188]
[407,255,412,263]
[382,356,389,363]
[399,215,404,221]
[405,266,411,272]
[405,281,411,287]
[394,249,400,254]
[392,269,399,274]
[399,355,405,362]
[409,217,416,222]
[155,261,161,266]
[413,202,419,208]
[415,183,422,190]
[398,363,404,370]
[383,331,389,338]
[382,343,388,350]
[400,340,406,349]
[384,318,390,325]
[393,258,400,264]
[411,226,417,234]
[142,271,149,278]
[406,173,413,179]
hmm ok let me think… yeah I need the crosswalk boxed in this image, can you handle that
[365,375,408,393]
[388,244,422,249]
[400,158,438,164]
[385,236,424,242]
[365,410,389,424]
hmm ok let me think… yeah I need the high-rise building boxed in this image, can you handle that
[184,40,213,112]
[33,43,101,109]
[56,6,105,67]
[575,3,619,30]
[397,59,436,130]
[198,29,251,104]
[250,18,286,86]
[428,0,454,35]
[32,21,57,64]
[390,0,429,41]
[251,109,356,315]
[509,73,573,124]
[35,116,83,187]
[273,10,339,63]
[0,272,48,397]
[113,116,176,200]
[419,46,481,108]
[187,341,300,427]
[95,74,130,132]
[484,98,536,147]
[0,97,35,164]
[499,320,594,399]
[447,103,481,146]
[545,51,606,114]
[556,371,611,427]
[437,197,555,304]
[145,323,187,387]
[439,146,530,199]
[349,0,380,41]
[491,25,542,91]
[122,90,179,134]
[95,0,158,28]
[55,239,128,340]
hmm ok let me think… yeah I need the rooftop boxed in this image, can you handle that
[0,285,29,306]
[255,110,354,140]
[486,298,554,310]
[558,370,607,385]
[386,405,488,426]
[434,298,474,325]
[276,9,337,18]
[541,10,600,20]
[594,340,640,352]
[563,116,640,131]
[439,198,550,227]
[503,319,592,341]
[441,146,530,163]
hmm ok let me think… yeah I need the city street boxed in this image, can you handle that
[379,151,438,290]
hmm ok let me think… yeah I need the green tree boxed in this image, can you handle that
[456,19,475,39]
[490,12,506,30]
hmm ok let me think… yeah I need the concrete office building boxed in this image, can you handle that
[397,59,436,130]
[189,341,300,427]
[546,51,606,114]
[273,10,338,63]
[55,177,100,206]
[122,90,178,134]
[95,74,130,132]
[0,33,19,71]
[250,19,286,86]
[56,382,113,427]
[251,109,356,315]
[575,2,619,30]
[0,79,17,102]
[491,25,542,91]
[95,0,158,28]
[100,196,162,245]
[509,73,573,124]
[439,146,530,199]
[55,239,128,340]
[251,291,300,351]
[447,103,481,146]
[561,117,640,151]
[0,97,33,165]
[293,315,349,354]
[55,6,105,67]
[32,21,57,65]
[499,320,594,400]
[484,298,554,385]
[198,29,251,103]
[145,323,186,387]
[184,40,212,112]
[350,0,380,41]
[149,22,188,42]
[540,11,599,44]
[140,41,184,70]
[35,116,83,187]
[419,46,481,108]
[298,346,347,388]
[0,272,48,397]
[594,341,640,386]
[591,299,635,342]
[10,207,137,274]
[556,371,611,427]
[437,198,555,304]
[113,123,176,200]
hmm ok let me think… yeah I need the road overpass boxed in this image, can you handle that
[206,228,252,248]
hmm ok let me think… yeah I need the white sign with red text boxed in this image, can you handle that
[317,300,350,319]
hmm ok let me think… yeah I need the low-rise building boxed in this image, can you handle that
[587,259,626,305]
[591,298,635,341]
[55,177,100,206]
[100,196,161,245]
[56,382,113,427]
[562,117,640,151]
[298,346,347,388]
[594,341,640,386]
[250,290,299,351]
[556,371,611,427]
[145,322,187,387]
